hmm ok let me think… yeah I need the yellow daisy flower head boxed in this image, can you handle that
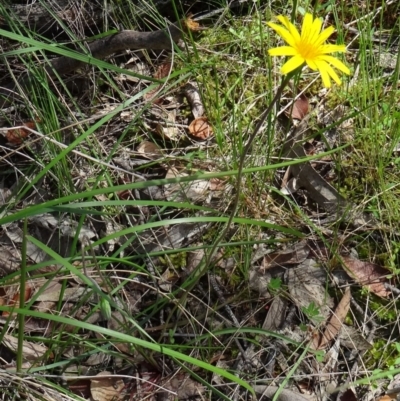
[267,13,351,87]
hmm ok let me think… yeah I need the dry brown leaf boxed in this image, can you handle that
[290,93,309,120]
[155,110,181,140]
[0,246,21,273]
[338,324,371,350]
[379,396,397,401]
[6,121,37,145]
[154,61,172,79]
[188,117,213,139]
[262,296,288,331]
[385,384,400,401]
[261,241,310,269]
[186,249,205,276]
[2,334,51,361]
[90,371,125,401]
[284,93,309,121]
[2,284,32,317]
[313,287,351,349]
[136,141,162,159]
[143,61,172,101]
[164,168,210,202]
[162,373,204,399]
[287,261,334,324]
[183,16,204,32]
[209,178,226,191]
[341,256,391,298]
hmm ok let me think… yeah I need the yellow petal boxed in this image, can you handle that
[306,59,318,71]
[281,55,305,74]
[319,44,347,54]
[267,22,297,48]
[316,60,342,85]
[317,64,332,87]
[315,60,342,88]
[277,15,301,43]
[315,26,335,47]
[318,55,351,75]
[301,13,314,41]
[268,46,299,56]
[309,17,322,43]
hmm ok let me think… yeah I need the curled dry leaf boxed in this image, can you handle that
[154,61,172,80]
[182,16,204,32]
[90,371,125,401]
[188,117,213,140]
[2,283,32,317]
[143,61,172,101]
[155,110,181,141]
[341,256,391,298]
[288,93,309,120]
[136,141,162,159]
[6,121,37,145]
[281,177,301,195]
[312,287,351,350]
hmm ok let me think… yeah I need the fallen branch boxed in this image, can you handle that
[0,23,183,108]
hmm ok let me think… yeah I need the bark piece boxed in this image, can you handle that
[184,82,204,118]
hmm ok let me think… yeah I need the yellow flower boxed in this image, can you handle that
[267,13,350,87]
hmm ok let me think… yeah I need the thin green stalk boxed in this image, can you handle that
[203,73,293,269]
[291,0,298,21]
[17,218,28,373]
[272,342,310,401]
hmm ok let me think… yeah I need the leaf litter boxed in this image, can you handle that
[0,2,398,401]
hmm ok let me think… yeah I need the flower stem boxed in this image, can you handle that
[291,0,298,23]
[204,73,292,269]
